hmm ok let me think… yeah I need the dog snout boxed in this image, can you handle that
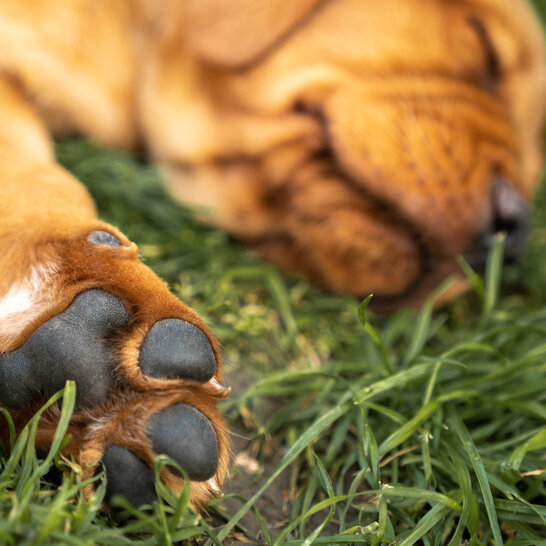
[466,180,529,267]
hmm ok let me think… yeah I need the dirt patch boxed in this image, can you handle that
[211,371,292,544]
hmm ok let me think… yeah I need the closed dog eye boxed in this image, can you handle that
[468,15,502,91]
[292,100,326,124]
[291,99,332,161]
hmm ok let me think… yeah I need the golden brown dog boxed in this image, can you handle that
[0,0,544,508]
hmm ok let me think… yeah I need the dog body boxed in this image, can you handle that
[0,0,545,506]
[2,0,546,297]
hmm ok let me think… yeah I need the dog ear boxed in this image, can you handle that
[185,0,323,68]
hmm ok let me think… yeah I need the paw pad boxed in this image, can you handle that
[0,290,129,409]
[88,230,122,247]
[139,319,216,382]
[102,445,157,506]
[0,282,225,508]
[102,404,219,506]
[148,403,219,481]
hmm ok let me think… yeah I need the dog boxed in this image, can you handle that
[0,0,544,508]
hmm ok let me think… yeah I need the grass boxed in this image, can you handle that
[1,4,546,540]
[0,139,543,545]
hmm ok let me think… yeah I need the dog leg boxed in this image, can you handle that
[0,79,228,508]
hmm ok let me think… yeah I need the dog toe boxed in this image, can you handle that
[139,319,216,382]
[148,403,219,481]
[102,445,157,506]
[101,403,219,507]
[0,255,227,509]
[87,230,122,247]
[0,289,129,410]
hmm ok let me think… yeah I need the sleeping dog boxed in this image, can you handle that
[0,0,544,507]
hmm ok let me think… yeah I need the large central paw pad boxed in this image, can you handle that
[0,287,227,508]
[0,290,129,409]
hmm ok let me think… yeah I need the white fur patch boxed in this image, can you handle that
[0,262,58,351]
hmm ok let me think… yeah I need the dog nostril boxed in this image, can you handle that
[491,180,529,260]
[491,181,528,236]
[466,180,529,267]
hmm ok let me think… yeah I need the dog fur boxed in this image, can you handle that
[0,0,545,506]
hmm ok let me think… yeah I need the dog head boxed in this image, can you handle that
[139,0,546,306]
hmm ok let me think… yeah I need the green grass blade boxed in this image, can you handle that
[354,363,434,405]
[482,232,505,322]
[378,400,440,456]
[447,411,503,545]
[398,503,452,546]
[359,295,393,373]
[364,486,461,512]
[217,402,350,541]
[505,428,546,473]
[403,300,434,366]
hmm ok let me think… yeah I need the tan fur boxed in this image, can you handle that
[1,0,545,299]
[0,0,544,506]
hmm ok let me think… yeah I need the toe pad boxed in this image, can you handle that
[102,404,219,506]
[148,403,219,481]
[103,445,157,507]
[88,230,122,247]
[139,319,216,382]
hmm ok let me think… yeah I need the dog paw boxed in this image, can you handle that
[102,403,219,506]
[0,227,229,508]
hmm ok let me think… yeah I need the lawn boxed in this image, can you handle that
[1,6,546,545]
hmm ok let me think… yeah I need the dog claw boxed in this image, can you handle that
[207,478,222,496]
[208,377,231,397]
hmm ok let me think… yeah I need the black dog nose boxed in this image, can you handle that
[465,180,529,267]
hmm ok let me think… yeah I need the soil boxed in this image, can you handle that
[210,371,292,544]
